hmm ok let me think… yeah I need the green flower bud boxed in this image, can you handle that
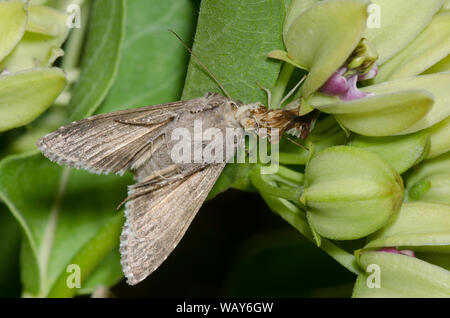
[301,146,404,240]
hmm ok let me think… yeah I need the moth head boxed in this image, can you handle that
[233,103,315,143]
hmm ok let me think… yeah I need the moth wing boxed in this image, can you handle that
[120,163,226,285]
[37,101,187,175]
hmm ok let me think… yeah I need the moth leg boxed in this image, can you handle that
[256,82,272,108]
[117,164,207,209]
[116,173,185,210]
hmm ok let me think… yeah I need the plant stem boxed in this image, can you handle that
[271,62,295,108]
[261,193,362,275]
[250,166,302,201]
[276,165,304,184]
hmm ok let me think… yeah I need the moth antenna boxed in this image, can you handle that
[285,135,309,151]
[256,81,272,108]
[277,75,306,108]
[169,29,232,100]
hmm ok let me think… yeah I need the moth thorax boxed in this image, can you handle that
[233,103,301,143]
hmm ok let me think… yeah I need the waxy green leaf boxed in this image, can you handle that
[353,251,450,298]
[182,0,286,103]
[98,0,195,113]
[0,153,131,297]
[69,0,125,120]
[0,68,66,132]
[376,11,450,82]
[349,132,430,174]
[285,0,369,97]
[364,0,444,64]
[0,0,27,63]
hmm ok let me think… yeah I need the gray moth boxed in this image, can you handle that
[37,92,312,285]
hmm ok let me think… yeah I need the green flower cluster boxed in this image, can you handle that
[0,0,69,133]
[253,0,450,297]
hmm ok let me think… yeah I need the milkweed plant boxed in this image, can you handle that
[0,0,449,298]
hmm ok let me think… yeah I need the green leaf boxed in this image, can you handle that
[182,0,287,194]
[98,0,196,113]
[0,0,27,62]
[353,251,450,298]
[0,153,132,297]
[376,11,450,82]
[68,0,125,121]
[284,0,370,97]
[182,0,286,103]
[77,249,123,295]
[0,68,66,132]
[47,212,125,298]
[0,205,21,297]
[348,132,430,174]
[206,164,240,200]
[363,0,444,64]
